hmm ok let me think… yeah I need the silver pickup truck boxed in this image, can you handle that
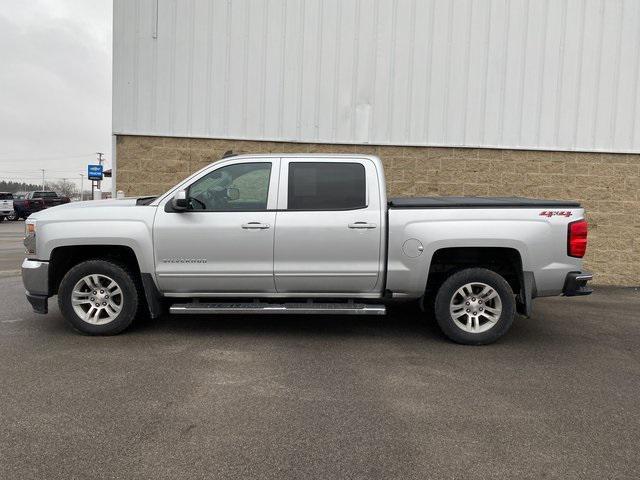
[21,154,592,344]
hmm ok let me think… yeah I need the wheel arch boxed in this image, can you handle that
[424,246,533,317]
[49,245,162,318]
[49,245,141,294]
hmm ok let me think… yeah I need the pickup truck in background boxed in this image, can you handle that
[0,192,14,221]
[21,154,592,345]
[23,191,70,209]
[7,192,45,220]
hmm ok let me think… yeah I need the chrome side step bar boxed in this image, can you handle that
[169,302,386,315]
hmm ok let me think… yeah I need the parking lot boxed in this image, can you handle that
[0,220,23,277]
[0,219,639,479]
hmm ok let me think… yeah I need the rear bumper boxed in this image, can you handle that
[22,259,50,314]
[563,272,593,296]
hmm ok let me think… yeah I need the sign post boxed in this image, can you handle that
[88,164,103,200]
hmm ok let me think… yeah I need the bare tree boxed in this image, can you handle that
[46,180,78,198]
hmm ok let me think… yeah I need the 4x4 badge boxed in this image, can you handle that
[539,210,572,218]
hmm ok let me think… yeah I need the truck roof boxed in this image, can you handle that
[227,153,379,160]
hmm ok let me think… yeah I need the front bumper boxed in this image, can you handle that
[563,272,593,296]
[26,293,48,314]
[22,259,49,314]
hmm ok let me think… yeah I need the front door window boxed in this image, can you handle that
[188,162,271,211]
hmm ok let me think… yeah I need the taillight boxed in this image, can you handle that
[24,200,30,208]
[568,220,588,258]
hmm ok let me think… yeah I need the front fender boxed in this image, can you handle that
[37,219,155,274]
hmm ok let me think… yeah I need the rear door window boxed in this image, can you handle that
[287,162,366,210]
[0,193,13,200]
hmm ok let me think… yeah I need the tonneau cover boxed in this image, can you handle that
[388,196,581,209]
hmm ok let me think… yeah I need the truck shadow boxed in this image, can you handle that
[39,300,549,345]
[126,307,544,346]
[129,304,450,341]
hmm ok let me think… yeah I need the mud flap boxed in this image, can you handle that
[141,273,163,318]
[516,271,535,318]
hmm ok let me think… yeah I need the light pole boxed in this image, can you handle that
[79,174,84,201]
[40,169,45,191]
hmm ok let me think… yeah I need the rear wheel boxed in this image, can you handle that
[7,211,19,221]
[58,260,140,335]
[434,268,515,345]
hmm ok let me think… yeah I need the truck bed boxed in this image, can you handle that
[388,196,581,209]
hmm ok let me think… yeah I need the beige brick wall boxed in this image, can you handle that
[116,135,640,286]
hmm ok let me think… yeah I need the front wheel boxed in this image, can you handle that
[58,260,141,335]
[434,268,515,345]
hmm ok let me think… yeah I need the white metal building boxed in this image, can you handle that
[113,0,640,153]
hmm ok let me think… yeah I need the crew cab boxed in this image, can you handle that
[24,191,70,208]
[8,192,45,220]
[21,154,592,344]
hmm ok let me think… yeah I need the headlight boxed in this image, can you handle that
[24,221,36,255]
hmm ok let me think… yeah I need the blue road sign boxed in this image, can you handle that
[88,164,103,181]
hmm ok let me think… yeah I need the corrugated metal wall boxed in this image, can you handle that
[113,0,640,153]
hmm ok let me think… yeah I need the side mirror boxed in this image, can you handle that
[172,189,188,211]
[226,187,240,201]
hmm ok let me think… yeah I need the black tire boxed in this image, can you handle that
[7,212,19,221]
[0,216,4,222]
[434,268,515,345]
[58,260,141,335]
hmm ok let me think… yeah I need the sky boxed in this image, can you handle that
[0,0,112,191]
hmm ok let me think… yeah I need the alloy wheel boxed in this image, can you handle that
[71,274,123,325]
[449,282,502,333]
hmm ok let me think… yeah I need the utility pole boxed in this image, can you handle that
[41,169,45,191]
[79,174,84,201]
[92,152,104,199]
[96,152,104,190]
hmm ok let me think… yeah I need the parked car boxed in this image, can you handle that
[24,191,70,208]
[0,192,14,221]
[8,192,45,220]
[21,154,592,344]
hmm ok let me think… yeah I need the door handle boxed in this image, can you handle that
[241,222,270,229]
[348,222,377,229]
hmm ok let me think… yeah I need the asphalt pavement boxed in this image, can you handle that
[0,220,639,479]
[0,220,23,276]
